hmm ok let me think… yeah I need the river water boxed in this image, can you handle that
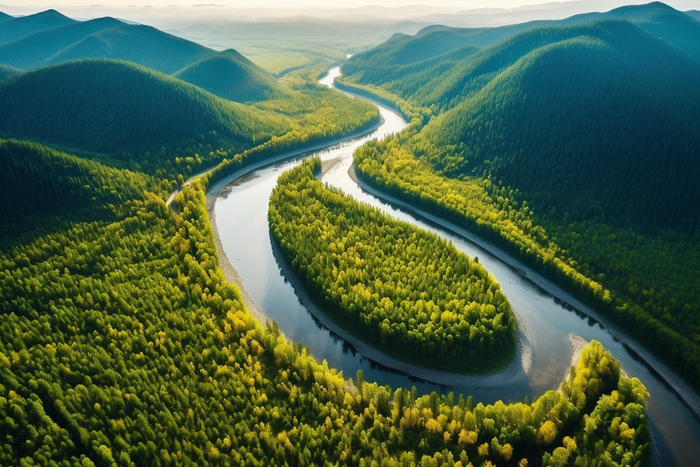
[214,67,700,466]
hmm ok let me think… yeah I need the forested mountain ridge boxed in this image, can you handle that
[341,2,700,110]
[172,49,291,103]
[0,8,290,102]
[0,9,74,45]
[419,19,700,231]
[0,13,213,74]
[343,4,700,233]
[560,1,700,62]
[0,59,292,174]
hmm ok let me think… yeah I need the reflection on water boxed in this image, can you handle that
[214,67,700,467]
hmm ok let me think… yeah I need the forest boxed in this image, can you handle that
[0,10,381,184]
[268,159,516,372]
[345,3,700,393]
[0,139,650,465]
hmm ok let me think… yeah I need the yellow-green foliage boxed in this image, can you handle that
[268,159,515,372]
[0,167,649,465]
[207,79,379,186]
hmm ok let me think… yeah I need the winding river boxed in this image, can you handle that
[212,67,700,466]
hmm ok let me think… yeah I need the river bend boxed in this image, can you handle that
[212,66,700,467]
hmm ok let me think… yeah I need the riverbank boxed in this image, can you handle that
[200,118,385,341]
[350,166,700,422]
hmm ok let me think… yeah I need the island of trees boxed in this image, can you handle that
[268,159,516,372]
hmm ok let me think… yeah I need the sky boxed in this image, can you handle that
[2,0,699,31]
[1,0,699,9]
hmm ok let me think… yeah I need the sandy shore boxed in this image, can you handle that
[350,167,700,422]
[568,333,589,371]
[205,189,283,339]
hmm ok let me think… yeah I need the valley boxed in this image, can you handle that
[1,2,699,466]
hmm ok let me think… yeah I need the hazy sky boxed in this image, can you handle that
[2,0,699,31]
[1,0,698,8]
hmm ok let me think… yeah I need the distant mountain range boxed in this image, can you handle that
[0,8,285,103]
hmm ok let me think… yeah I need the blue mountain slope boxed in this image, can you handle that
[0,9,75,45]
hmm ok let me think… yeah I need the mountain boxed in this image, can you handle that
[0,9,288,103]
[561,2,700,63]
[416,19,700,232]
[0,14,214,74]
[0,9,75,46]
[172,49,289,102]
[0,64,23,83]
[342,2,700,109]
[0,59,291,163]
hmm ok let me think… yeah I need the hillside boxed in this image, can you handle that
[0,9,74,45]
[0,63,23,82]
[561,1,700,63]
[0,13,214,74]
[173,49,289,102]
[420,19,700,232]
[0,59,291,169]
[0,9,291,102]
[0,138,158,247]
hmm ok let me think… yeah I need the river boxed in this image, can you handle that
[213,66,700,466]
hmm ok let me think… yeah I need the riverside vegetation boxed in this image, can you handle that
[0,137,650,466]
[268,159,516,373]
[343,2,700,392]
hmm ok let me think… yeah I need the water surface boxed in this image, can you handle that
[215,66,700,467]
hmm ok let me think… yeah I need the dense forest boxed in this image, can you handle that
[172,49,292,103]
[0,139,164,247]
[346,2,700,391]
[0,58,379,181]
[0,59,291,172]
[0,9,380,183]
[0,142,650,465]
[269,159,515,372]
[340,2,700,110]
